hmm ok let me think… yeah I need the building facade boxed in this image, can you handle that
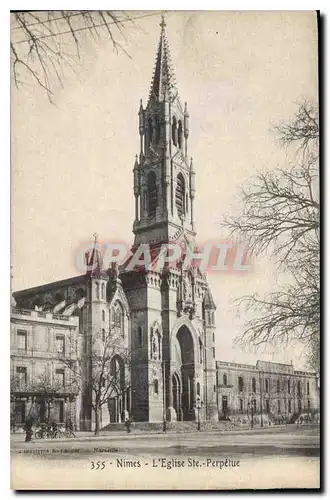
[13,19,218,430]
[217,360,319,424]
[11,19,319,431]
[10,307,80,429]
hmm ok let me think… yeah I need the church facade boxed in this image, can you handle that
[13,19,218,430]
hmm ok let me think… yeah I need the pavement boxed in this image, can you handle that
[10,425,320,490]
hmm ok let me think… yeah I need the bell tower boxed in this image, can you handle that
[133,16,196,247]
[122,16,218,423]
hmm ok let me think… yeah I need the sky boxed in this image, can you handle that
[11,10,318,369]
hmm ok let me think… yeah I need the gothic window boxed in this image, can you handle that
[298,399,302,412]
[288,379,291,394]
[277,400,281,413]
[154,379,159,395]
[238,376,244,392]
[155,116,160,144]
[176,173,185,217]
[112,303,124,337]
[101,283,105,300]
[239,399,243,411]
[110,356,125,390]
[148,117,153,145]
[277,379,280,393]
[199,339,203,364]
[178,120,183,149]
[147,171,157,217]
[223,374,227,386]
[307,381,310,395]
[266,399,270,412]
[212,347,215,359]
[102,329,105,342]
[252,377,256,393]
[102,310,105,322]
[137,326,142,347]
[172,116,177,146]
[288,400,292,413]
[95,282,100,300]
[197,382,200,396]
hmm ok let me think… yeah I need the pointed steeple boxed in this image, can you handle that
[148,15,178,104]
[85,233,107,278]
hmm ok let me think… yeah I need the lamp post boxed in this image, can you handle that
[196,396,202,431]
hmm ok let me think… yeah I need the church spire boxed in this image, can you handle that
[148,15,178,104]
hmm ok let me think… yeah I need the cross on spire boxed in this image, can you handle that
[93,232,98,244]
[148,14,178,104]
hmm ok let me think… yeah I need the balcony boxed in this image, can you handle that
[11,308,78,326]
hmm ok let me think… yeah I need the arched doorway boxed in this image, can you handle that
[173,325,195,421]
[108,356,126,423]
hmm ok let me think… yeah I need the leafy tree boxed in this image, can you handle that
[223,100,320,370]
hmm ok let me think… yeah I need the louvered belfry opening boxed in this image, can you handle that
[147,171,157,217]
[176,173,185,217]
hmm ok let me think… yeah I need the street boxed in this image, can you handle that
[11,425,320,490]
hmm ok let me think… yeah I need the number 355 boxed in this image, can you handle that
[90,461,106,470]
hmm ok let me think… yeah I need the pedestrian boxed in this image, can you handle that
[125,417,131,434]
[23,417,33,442]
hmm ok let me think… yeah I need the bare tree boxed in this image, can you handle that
[223,100,320,370]
[61,328,130,436]
[10,10,161,101]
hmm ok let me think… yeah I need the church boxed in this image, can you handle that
[12,18,219,430]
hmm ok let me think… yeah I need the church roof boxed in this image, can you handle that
[148,16,178,104]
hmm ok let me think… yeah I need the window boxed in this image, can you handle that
[266,400,270,412]
[178,120,183,149]
[154,379,159,395]
[212,347,215,359]
[297,381,301,396]
[307,381,310,395]
[239,399,243,412]
[102,310,105,322]
[288,400,292,413]
[102,283,105,300]
[199,339,203,364]
[17,330,27,350]
[55,369,65,386]
[277,400,281,413]
[307,400,311,412]
[172,116,177,146]
[252,378,256,393]
[137,327,142,347]
[298,399,302,412]
[223,374,227,386]
[95,282,100,300]
[147,171,157,217]
[16,366,27,386]
[102,329,106,342]
[213,385,216,392]
[176,173,185,217]
[212,332,215,342]
[277,379,280,393]
[197,382,200,396]
[252,399,257,412]
[238,376,244,392]
[56,335,65,355]
[222,396,228,413]
[265,379,269,393]
[288,379,291,394]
